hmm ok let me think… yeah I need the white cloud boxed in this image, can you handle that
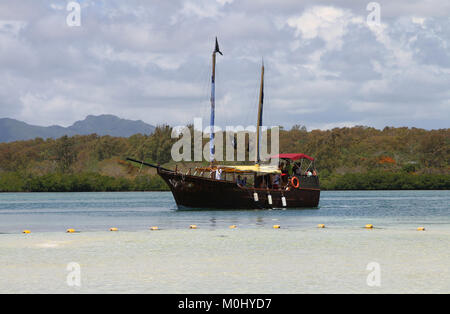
[0,20,27,35]
[19,93,105,127]
[90,45,186,70]
[176,0,224,19]
[0,1,448,130]
[286,6,358,50]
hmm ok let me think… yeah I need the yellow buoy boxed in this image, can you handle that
[66,228,76,233]
[150,226,159,231]
[365,224,373,229]
[229,225,237,229]
[273,225,281,229]
[189,225,197,229]
[417,227,426,231]
[22,230,31,234]
[109,227,118,232]
[317,224,325,228]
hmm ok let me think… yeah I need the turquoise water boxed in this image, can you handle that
[0,191,449,293]
[0,191,448,233]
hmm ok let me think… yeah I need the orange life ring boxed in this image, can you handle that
[290,176,300,189]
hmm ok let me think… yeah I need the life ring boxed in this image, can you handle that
[290,176,300,189]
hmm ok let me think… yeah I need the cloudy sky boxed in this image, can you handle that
[0,0,449,130]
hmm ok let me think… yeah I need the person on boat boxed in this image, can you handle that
[286,161,294,177]
[215,168,222,180]
[236,175,247,186]
[280,162,288,185]
[306,169,312,177]
[272,174,280,189]
[294,164,302,176]
[266,174,273,189]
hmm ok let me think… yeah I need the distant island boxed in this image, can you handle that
[0,115,155,142]
[0,123,448,192]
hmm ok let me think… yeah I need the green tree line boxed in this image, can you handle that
[0,125,448,191]
[0,172,168,192]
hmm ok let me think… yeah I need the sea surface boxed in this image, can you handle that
[0,190,448,293]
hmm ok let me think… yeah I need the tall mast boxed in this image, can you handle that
[210,37,222,165]
[255,60,264,164]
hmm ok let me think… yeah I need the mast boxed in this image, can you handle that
[210,37,222,165]
[255,60,264,164]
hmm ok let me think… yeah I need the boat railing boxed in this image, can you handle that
[174,166,318,190]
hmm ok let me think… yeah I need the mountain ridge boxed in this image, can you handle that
[0,115,155,142]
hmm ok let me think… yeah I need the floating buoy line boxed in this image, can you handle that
[14,224,429,234]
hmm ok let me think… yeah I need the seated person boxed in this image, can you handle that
[272,174,280,189]
[236,175,247,186]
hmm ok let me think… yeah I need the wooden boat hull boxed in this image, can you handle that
[157,168,320,210]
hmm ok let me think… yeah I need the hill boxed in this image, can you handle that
[0,115,155,142]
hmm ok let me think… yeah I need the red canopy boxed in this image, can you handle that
[271,153,314,161]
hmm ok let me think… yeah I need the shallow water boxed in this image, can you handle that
[0,190,448,293]
[0,190,448,232]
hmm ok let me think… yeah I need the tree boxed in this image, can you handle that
[55,135,77,173]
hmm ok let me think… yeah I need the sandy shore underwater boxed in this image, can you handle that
[0,227,448,293]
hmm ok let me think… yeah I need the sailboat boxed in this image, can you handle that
[127,38,320,209]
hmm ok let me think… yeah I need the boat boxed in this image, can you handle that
[127,38,320,209]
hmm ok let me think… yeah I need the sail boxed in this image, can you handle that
[223,164,281,174]
[194,164,281,174]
